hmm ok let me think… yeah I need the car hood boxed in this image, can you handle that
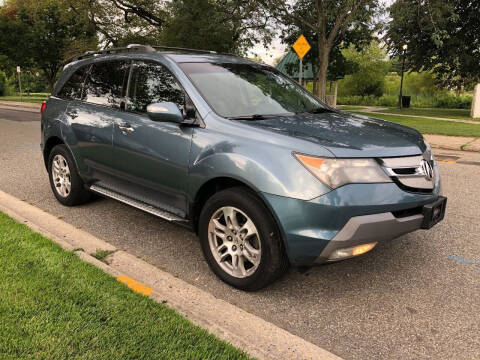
[239,111,425,158]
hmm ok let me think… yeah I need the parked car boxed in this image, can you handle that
[41,45,446,290]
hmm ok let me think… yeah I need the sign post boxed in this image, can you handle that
[16,66,22,102]
[292,35,311,86]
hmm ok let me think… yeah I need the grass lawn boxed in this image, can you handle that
[354,112,480,137]
[373,107,478,121]
[0,212,251,360]
[0,93,49,104]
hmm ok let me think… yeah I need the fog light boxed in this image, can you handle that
[328,243,377,261]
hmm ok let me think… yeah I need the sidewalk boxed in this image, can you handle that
[424,134,480,152]
[0,100,41,113]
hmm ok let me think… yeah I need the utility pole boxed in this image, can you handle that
[398,44,407,109]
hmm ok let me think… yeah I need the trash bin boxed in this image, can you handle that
[400,95,411,108]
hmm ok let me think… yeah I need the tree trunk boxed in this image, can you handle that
[48,79,55,94]
[44,68,56,94]
[316,42,330,101]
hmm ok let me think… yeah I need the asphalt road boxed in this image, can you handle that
[1,109,479,360]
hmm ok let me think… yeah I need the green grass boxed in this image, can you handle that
[91,249,116,263]
[338,105,368,111]
[354,112,480,137]
[0,212,251,360]
[374,107,478,121]
[0,93,49,103]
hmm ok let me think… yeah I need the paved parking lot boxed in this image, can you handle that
[1,109,479,360]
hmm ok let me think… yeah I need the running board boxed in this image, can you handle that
[89,184,187,222]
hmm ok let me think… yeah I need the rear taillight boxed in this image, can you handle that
[40,101,47,113]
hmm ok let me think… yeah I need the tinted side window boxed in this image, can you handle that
[127,61,184,113]
[83,60,130,108]
[57,65,89,100]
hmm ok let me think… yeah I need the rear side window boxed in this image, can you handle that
[57,65,89,100]
[127,61,184,113]
[83,60,130,108]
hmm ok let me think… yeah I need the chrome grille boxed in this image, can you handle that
[380,153,436,191]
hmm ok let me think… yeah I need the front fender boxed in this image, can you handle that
[188,128,331,201]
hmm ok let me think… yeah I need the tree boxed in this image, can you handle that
[385,0,480,90]
[161,0,256,53]
[65,0,166,47]
[262,0,383,100]
[280,17,371,90]
[66,0,273,53]
[0,0,96,92]
[339,41,391,97]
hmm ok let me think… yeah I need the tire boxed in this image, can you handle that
[199,187,289,291]
[48,144,92,206]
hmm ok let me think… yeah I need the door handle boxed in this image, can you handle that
[118,123,134,133]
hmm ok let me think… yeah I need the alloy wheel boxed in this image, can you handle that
[208,206,262,278]
[51,154,71,198]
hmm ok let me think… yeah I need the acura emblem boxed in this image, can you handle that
[420,159,434,180]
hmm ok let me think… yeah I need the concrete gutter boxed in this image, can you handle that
[0,189,342,360]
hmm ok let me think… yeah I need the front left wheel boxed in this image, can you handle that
[48,144,91,206]
[199,187,289,291]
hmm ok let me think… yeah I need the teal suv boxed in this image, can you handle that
[41,45,446,290]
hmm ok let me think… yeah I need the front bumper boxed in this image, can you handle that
[314,211,423,263]
[261,180,442,266]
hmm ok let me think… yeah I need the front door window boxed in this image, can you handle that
[127,61,185,114]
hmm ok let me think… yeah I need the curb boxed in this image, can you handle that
[0,189,342,360]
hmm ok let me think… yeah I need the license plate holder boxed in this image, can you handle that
[421,196,447,229]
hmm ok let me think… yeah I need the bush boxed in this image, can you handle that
[338,93,472,109]
[425,93,472,109]
[5,75,18,96]
[338,95,398,107]
[338,42,391,97]
[383,72,439,97]
[0,71,6,96]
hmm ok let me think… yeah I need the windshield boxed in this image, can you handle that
[179,62,328,118]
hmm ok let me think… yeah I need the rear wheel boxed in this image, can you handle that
[199,187,289,291]
[48,144,91,206]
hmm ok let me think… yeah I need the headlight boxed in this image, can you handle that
[294,153,392,189]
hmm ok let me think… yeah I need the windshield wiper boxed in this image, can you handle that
[305,107,334,114]
[227,114,283,121]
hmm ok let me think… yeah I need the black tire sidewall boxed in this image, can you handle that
[199,187,286,290]
[48,144,88,206]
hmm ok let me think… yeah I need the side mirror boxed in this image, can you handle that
[146,102,184,123]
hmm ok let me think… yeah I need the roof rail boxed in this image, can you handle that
[64,44,156,65]
[151,45,217,54]
[64,43,237,68]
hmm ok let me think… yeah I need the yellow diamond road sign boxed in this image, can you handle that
[292,35,311,59]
